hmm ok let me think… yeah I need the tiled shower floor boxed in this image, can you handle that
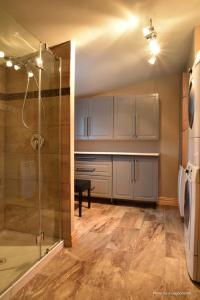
[0,230,56,294]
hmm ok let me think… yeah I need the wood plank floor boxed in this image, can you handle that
[13,202,200,299]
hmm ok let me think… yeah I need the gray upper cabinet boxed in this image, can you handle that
[114,96,135,139]
[75,94,159,141]
[89,96,113,140]
[75,97,113,140]
[133,157,158,202]
[135,94,159,140]
[75,99,89,140]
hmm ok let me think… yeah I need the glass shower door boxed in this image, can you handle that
[39,46,61,256]
[1,47,41,293]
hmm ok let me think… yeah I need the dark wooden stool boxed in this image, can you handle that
[74,179,91,217]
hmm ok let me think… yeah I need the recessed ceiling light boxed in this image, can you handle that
[6,60,13,67]
[148,56,156,65]
[0,51,5,58]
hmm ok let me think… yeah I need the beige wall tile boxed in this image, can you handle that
[0,66,6,93]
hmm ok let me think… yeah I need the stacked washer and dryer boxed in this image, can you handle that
[183,52,200,282]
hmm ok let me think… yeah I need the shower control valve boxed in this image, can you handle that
[31,134,45,150]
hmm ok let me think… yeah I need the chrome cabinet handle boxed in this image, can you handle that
[87,117,89,136]
[131,160,134,182]
[87,117,91,136]
[84,117,88,136]
[135,114,138,138]
[76,168,95,172]
[76,156,97,161]
[134,160,138,181]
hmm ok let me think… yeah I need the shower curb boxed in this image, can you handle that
[0,241,64,300]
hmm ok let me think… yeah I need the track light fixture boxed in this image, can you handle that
[143,18,160,64]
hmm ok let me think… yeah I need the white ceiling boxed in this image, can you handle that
[0,0,200,96]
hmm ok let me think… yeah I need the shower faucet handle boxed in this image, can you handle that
[31,134,45,150]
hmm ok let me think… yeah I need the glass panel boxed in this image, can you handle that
[188,80,194,129]
[0,9,41,294]
[184,179,190,229]
[39,46,61,256]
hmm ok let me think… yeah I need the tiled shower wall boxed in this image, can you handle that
[0,66,5,230]
[3,65,61,239]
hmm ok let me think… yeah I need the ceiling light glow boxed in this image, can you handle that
[6,60,13,67]
[128,16,139,29]
[36,57,43,68]
[148,56,156,65]
[0,51,5,58]
[28,71,34,78]
[143,27,150,37]
[149,38,160,55]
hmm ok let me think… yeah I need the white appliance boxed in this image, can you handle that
[178,165,185,217]
[185,51,200,282]
[184,162,200,281]
[188,55,200,139]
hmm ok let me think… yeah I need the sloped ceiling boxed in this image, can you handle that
[0,0,200,96]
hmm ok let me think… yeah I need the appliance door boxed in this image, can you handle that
[188,79,195,130]
[184,179,191,230]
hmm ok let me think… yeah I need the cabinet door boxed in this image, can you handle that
[133,157,158,202]
[114,96,135,139]
[135,94,159,140]
[88,96,113,140]
[75,99,89,140]
[75,175,112,198]
[113,156,133,200]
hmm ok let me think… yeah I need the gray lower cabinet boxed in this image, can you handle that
[113,156,158,202]
[112,156,133,200]
[75,154,158,203]
[75,155,112,198]
[133,157,158,202]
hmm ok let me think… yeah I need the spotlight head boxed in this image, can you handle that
[148,56,156,65]
[6,60,13,67]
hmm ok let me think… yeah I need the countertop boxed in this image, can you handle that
[74,151,160,157]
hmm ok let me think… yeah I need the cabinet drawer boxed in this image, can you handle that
[75,175,112,198]
[75,155,112,177]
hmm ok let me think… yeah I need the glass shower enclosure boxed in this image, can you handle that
[0,10,61,294]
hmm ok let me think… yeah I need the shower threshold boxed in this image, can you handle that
[0,230,63,300]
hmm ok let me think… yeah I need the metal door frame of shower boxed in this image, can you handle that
[37,42,62,256]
